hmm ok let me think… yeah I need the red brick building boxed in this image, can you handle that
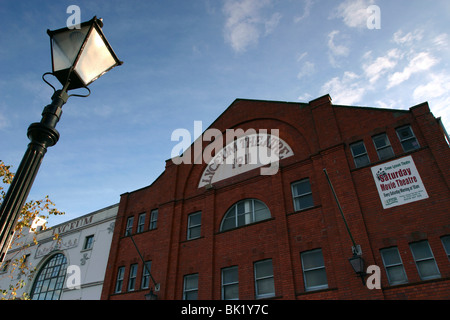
[101,95,450,300]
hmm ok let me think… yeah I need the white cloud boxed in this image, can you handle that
[413,72,450,101]
[265,12,282,35]
[298,93,313,101]
[297,61,315,79]
[327,30,349,67]
[222,0,281,53]
[387,52,439,89]
[296,52,308,62]
[328,30,349,56]
[294,0,314,23]
[413,73,450,129]
[363,48,402,83]
[432,33,449,48]
[392,29,424,45]
[321,71,366,105]
[334,0,375,28]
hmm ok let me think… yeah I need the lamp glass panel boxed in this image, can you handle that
[349,256,364,273]
[75,27,117,85]
[51,26,90,72]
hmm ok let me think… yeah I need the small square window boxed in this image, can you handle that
[350,141,370,168]
[149,209,158,230]
[137,213,146,233]
[373,133,395,160]
[410,241,440,280]
[183,274,198,300]
[187,212,202,240]
[125,216,134,236]
[396,126,420,152]
[254,259,275,299]
[380,247,408,285]
[115,266,125,293]
[141,261,152,289]
[291,179,314,211]
[128,264,138,292]
[83,235,94,250]
[222,266,239,300]
[301,249,328,291]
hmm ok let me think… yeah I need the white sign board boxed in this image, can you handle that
[371,156,429,209]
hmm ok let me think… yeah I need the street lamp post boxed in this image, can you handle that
[323,169,367,285]
[0,17,122,263]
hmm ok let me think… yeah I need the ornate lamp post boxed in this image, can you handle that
[0,17,122,263]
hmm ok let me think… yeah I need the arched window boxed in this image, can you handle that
[220,199,271,232]
[30,253,68,300]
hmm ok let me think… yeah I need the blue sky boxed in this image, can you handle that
[1,0,449,226]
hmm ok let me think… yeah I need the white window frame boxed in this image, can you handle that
[141,261,152,289]
[137,213,146,233]
[350,141,370,168]
[372,133,395,160]
[221,266,239,300]
[187,211,202,240]
[128,264,138,292]
[291,179,314,211]
[183,273,199,300]
[83,234,95,250]
[254,259,275,299]
[125,216,134,236]
[380,247,408,285]
[149,209,158,230]
[115,266,125,293]
[301,249,328,291]
[410,241,441,281]
[220,199,271,232]
[396,125,420,152]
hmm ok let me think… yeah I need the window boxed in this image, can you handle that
[115,266,125,293]
[220,199,271,232]
[83,235,94,250]
[441,236,450,260]
[222,266,239,300]
[141,261,152,289]
[380,247,408,285]
[291,179,314,211]
[183,274,198,300]
[128,264,138,291]
[301,249,328,291]
[350,141,370,168]
[254,259,275,299]
[187,212,202,240]
[149,209,158,230]
[396,125,420,152]
[410,241,440,280]
[30,253,67,300]
[373,133,394,160]
[137,213,146,233]
[125,216,134,236]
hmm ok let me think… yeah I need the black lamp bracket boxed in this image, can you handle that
[42,72,91,99]
[352,244,362,256]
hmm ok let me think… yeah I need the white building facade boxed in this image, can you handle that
[0,204,118,300]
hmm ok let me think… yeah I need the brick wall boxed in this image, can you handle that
[101,96,450,300]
